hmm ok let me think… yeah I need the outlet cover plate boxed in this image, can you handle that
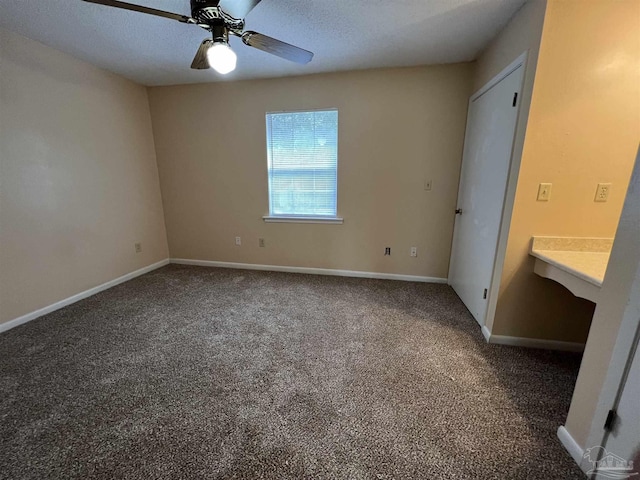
[595,183,611,202]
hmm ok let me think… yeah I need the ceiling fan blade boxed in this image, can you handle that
[191,39,213,70]
[219,0,262,20]
[82,0,194,23]
[241,31,313,64]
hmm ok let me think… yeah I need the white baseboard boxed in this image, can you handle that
[0,259,170,334]
[481,325,492,342]
[557,426,586,468]
[481,325,585,352]
[170,258,448,284]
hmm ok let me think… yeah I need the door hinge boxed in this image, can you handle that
[512,92,518,107]
[483,288,488,299]
[604,409,617,431]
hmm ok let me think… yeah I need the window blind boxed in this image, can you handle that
[266,110,338,217]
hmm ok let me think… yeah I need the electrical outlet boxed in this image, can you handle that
[258,238,265,247]
[595,183,611,202]
[424,179,433,191]
[134,242,142,253]
[235,236,241,246]
[384,247,391,256]
[537,183,552,201]
[410,247,417,257]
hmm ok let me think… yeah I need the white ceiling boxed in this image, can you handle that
[0,0,527,86]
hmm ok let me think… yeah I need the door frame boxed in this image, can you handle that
[450,51,528,330]
[579,151,640,474]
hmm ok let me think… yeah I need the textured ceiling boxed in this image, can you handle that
[0,0,527,86]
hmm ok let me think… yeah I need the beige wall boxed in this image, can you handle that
[0,28,169,325]
[566,149,640,451]
[472,0,546,92]
[148,64,473,277]
[491,0,640,341]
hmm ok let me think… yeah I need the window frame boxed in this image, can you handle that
[263,108,343,224]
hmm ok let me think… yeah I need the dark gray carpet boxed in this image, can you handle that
[1,265,584,479]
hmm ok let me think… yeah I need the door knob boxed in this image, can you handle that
[455,208,463,215]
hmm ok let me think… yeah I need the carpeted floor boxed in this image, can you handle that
[0,265,584,479]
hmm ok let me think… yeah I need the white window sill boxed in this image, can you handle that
[263,215,344,224]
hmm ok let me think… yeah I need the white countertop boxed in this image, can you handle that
[529,249,610,287]
[529,236,613,302]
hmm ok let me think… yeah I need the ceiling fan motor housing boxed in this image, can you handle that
[190,0,243,34]
[191,0,220,20]
[190,0,220,12]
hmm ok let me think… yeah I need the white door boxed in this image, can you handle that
[449,64,524,325]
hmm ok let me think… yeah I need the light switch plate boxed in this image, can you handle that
[537,183,552,201]
[595,183,611,202]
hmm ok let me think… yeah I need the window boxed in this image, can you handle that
[264,109,341,223]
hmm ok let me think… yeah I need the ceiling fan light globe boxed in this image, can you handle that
[207,43,237,74]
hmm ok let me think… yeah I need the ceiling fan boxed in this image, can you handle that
[81,0,314,74]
